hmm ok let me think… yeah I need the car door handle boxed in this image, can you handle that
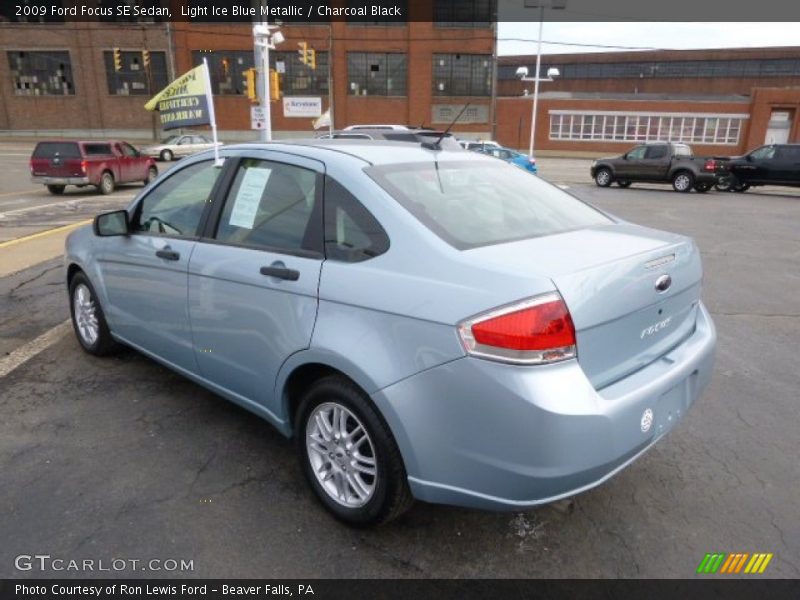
[155,248,180,261]
[260,266,300,281]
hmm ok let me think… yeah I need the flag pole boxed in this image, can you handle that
[202,57,222,167]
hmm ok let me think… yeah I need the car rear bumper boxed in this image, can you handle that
[372,302,716,510]
[694,172,718,185]
[32,176,90,185]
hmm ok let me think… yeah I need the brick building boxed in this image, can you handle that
[0,0,498,139]
[496,47,800,155]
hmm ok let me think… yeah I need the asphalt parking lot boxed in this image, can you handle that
[1,142,798,578]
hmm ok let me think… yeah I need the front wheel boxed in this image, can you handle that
[594,168,613,187]
[297,376,413,527]
[160,149,173,162]
[672,171,694,193]
[46,185,65,195]
[732,182,750,193]
[69,272,121,356]
[694,183,711,193]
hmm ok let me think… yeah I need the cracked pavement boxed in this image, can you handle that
[0,159,798,578]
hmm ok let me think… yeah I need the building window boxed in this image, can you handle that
[103,50,168,95]
[271,51,328,96]
[434,0,493,27]
[192,51,254,95]
[549,111,746,145]
[347,53,407,96]
[433,54,492,96]
[346,0,407,25]
[7,51,75,95]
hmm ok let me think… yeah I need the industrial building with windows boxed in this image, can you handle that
[1,2,799,156]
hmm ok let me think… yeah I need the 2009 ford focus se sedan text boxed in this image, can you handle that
[65,140,716,526]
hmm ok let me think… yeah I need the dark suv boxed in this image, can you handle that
[717,144,800,192]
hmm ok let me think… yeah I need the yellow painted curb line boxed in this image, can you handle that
[0,219,91,250]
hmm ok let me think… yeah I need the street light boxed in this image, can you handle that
[520,0,566,157]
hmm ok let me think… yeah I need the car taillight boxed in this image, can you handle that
[29,160,34,174]
[80,160,87,174]
[457,293,576,365]
[703,159,717,172]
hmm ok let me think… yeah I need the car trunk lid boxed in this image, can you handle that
[464,223,703,389]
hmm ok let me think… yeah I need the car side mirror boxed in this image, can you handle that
[94,210,130,237]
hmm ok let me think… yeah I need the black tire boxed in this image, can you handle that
[144,166,158,186]
[672,171,694,193]
[47,184,65,195]
[296,375,414,527]
[594,168,613,187]
[68,271,121,356]
[617,180,632,188]
[733,182,750,193]
[160,149,173,162]
[694,183,711,193]
[715,177,733,192]
[97,171,115,195]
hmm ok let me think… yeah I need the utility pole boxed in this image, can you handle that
[253,20,284,142]
[328,24,334,136]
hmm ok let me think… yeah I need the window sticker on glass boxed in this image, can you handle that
[228,167,272,229]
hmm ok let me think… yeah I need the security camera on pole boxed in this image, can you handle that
[253,21,285,142]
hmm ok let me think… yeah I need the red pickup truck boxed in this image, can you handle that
[30,140,157,195]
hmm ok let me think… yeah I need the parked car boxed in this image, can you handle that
[715,144,800,192]
[590,142,725,193]
[66,140,716,526]
[316,128,462,149]
[460,140,502,151]
[141,134,221,162]
[475,145,537,174]
[30,140,157,195]
[342,124,412,131]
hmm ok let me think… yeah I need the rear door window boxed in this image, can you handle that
[645,145,667,159]
[32,142,80,159]
[324,176,388,262]
[83,143,112,156]
[214,158,321,255]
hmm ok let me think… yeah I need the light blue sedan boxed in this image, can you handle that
[473,145,538,173]
[66,140,716,526]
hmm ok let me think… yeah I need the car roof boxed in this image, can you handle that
[220,139,485,167]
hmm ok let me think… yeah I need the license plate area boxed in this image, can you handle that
[655,372,697,436]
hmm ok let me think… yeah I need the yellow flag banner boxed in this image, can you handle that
[144,64,211,130]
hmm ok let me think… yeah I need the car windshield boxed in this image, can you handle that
[161,135,180,144]
[366,160,612,250]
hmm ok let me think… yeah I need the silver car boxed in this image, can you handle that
[140,134,221,162]
[65,140,716,526]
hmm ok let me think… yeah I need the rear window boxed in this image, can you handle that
[32,142,80,159]
[366,160,612,250]
[83,143,112,156]
[673,145,692,157]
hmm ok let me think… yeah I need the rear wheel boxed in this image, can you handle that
[594,168,613,187]
[143,166,157,185]
[672,171,694,193]
[160,149,173,162]
[694,183,711,193]
[97,171,115,195]
[68,271,120,356]
[46,184,65,195]
[296,376,413,527]
[617,180,632,188]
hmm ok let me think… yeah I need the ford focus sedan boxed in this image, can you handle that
[65,141,716,526]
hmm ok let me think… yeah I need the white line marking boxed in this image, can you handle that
[0,320,72,379]
[557,184,570,190]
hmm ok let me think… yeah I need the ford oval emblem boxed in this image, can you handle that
[655,274,672,293]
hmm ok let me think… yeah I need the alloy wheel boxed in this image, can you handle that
[305,402,378,508]
[73,283,99,345]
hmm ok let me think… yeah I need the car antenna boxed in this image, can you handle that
[421,103,470,151]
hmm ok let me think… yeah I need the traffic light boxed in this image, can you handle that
[112,47,122,72]
[270,69,280,102]
[297,42,316,70]
[142,50,150,68]
[244,68,257,102]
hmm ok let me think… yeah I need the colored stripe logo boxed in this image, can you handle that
[696,552,773,574]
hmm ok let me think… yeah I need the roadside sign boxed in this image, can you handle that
[250,105,265,130]
[276,61,286,74]
[283,97,322,118]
